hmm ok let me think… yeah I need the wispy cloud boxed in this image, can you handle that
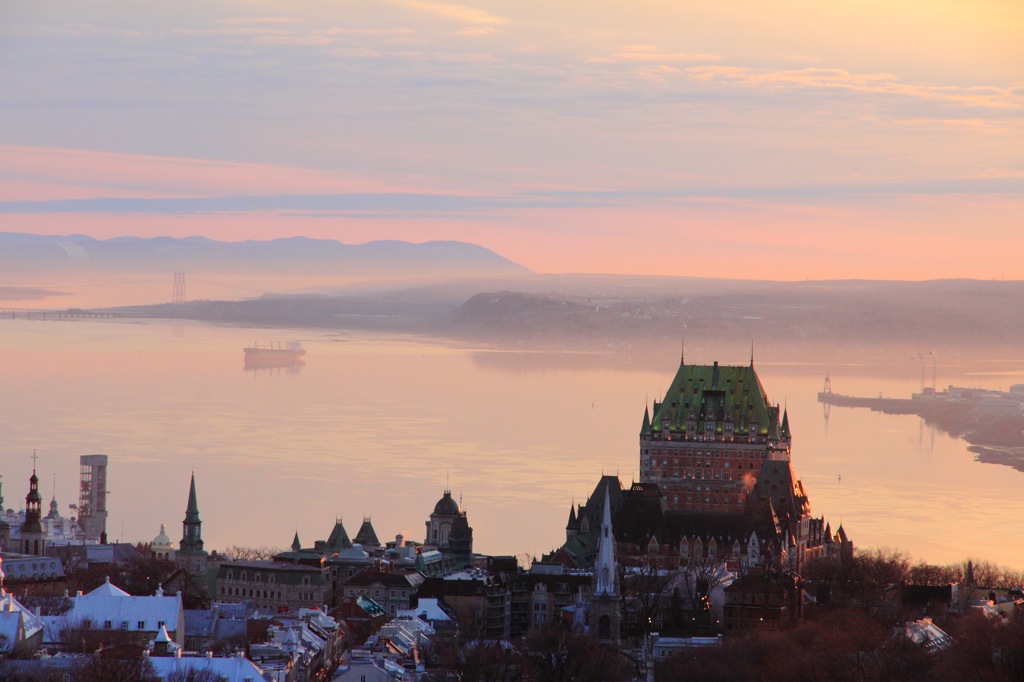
[219,16,306,26]
[685,65,1023,110]
[387,0,511,26]
[3,177,1022,217]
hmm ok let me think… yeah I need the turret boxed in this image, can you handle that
[566,504,579,541]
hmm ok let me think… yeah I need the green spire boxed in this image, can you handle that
[185,472,200,522]
[179,472,206,557]
[780,408,791,440]
[640,405,652,437]
[292,531,301,552]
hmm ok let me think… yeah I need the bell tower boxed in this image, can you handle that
[20,461,46,556]
[176,473,208,576]
[590,483,620,644]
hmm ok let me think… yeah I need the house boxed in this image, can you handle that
[55,578,184,648]
[342,564,424,617]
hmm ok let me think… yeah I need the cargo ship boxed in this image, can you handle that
[243,341,306,369]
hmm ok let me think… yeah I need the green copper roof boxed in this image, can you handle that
[185,473,200,522]
[355,518,380,547]
[640,406,652,437]
[326,519,352,550]
[647,361,776,437]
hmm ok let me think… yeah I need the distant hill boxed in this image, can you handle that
[438,280,1024,348]
[110,275,1024,360]
[0,232,532,281]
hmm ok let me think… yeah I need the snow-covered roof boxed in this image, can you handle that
[0,611,26,651]
[396,598,451,624]
[0,593,44,642]
[148,653,266,682]
[85,576,131,598]
[67,579,181,634]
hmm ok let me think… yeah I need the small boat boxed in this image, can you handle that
[243,341,306,368]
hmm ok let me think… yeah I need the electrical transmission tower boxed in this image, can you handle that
[172,272,187,304]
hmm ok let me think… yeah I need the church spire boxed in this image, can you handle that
[292,531,301,552]
[185,472,200,522]
[179,472,206,560]
[21,461,45,555]
[595,483,617,596]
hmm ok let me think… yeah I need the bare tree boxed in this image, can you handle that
[680,554,727,633]
[222,545,283,561]
[523,624,632,682]
[75,656,160,682]
[621,555,679,636]
[165,669,229,682]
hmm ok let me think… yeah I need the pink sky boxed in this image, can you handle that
[1,1,1022,280]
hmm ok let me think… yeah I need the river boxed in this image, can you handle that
[1,316,1023,570]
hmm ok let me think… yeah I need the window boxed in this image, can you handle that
[138,621,145,629]
[104,621,112,629]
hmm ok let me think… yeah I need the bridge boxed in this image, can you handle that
[0,307,126,320]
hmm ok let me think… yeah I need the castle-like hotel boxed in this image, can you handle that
[552,355,850,580]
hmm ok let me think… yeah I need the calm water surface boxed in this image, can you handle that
[2,318,1023,570]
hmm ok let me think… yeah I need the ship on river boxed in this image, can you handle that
[243,341,306,369]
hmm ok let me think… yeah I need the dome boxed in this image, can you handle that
[152,523,172,549]
[433,491,460,516]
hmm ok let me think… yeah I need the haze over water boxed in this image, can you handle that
[3,316,1022,570]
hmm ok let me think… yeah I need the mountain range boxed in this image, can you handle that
[0,232,531,281]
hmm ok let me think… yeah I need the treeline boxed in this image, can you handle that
[659,609,1024,682]
[659,548,1024,681]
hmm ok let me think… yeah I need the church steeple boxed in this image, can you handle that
[177,473,208,575]
[185,473,200,524]
[595,484,617,596]
[292,531,301,552]
[21,464,45,555]
[591,482,621,644]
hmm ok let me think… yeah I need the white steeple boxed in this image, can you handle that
[595,483,617,596]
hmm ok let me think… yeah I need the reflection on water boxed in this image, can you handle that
[1,318,1023,570]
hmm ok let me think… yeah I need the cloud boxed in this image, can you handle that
[684,65,1023,110]
[612,51,720,63]
[3,177,1022,219]
[328,47,382,59]
[253,35,331,46]
[387,0,511,26]
[219,16,306,26]
[456,27,496,37]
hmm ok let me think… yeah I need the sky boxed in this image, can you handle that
[1,0,1022,280]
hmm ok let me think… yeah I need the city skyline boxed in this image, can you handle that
[1,0,1022,280]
